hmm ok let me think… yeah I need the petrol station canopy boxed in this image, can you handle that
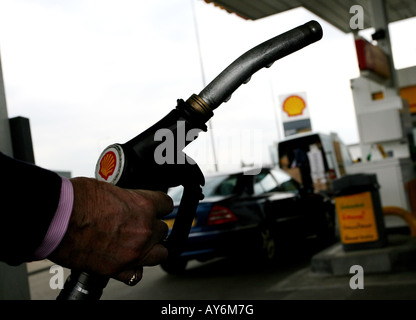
[204,0,416,33]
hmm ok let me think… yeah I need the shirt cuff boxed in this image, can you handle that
[32,176,74,260]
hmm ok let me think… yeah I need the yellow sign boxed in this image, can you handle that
[335,191,379,244]
[282,95,306,117]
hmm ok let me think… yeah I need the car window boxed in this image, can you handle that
[270,169,300,193]
[270,169,291,184]
[254,172,279,194]
[168,175,239,202]
[253,169,300,195]
[205,175,238,196]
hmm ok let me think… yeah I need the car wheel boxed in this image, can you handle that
[160,258,188,275]
[259,223,277,261]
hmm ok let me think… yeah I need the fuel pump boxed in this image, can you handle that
[57,20,323,300]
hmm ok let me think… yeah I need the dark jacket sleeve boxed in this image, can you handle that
[0,152,62,265]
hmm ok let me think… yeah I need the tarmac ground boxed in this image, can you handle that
[25,234,416,301]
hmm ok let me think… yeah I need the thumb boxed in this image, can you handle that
[129,189,174,218]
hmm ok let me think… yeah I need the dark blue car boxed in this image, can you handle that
[161,167,335,274]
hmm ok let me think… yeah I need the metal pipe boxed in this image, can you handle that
[198,20,323,110]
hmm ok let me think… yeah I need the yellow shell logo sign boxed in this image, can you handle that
[282,95,306,117]
[99,151,117,180]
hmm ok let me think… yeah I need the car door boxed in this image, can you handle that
[224,174,265,227]
[253,169,307,239]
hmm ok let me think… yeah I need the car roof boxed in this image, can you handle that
[203,166,276,178]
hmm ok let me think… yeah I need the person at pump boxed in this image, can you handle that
[0,152,172,286]
[291,148,314,193]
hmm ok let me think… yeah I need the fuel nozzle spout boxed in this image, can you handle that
[189,20,322,112]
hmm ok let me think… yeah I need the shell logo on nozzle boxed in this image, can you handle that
[282,95,306,117]
[98,151,116,180]
[95,144,125,185]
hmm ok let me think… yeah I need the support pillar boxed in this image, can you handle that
[0,54,31,300]
[369,0,398,89]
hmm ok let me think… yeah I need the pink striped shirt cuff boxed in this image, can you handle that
[32,176,74,260]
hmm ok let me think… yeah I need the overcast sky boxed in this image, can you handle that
[1,0,415,177]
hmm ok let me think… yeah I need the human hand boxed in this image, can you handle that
[48,177,173,285]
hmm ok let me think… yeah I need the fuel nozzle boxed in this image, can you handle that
[59,20,323,301]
